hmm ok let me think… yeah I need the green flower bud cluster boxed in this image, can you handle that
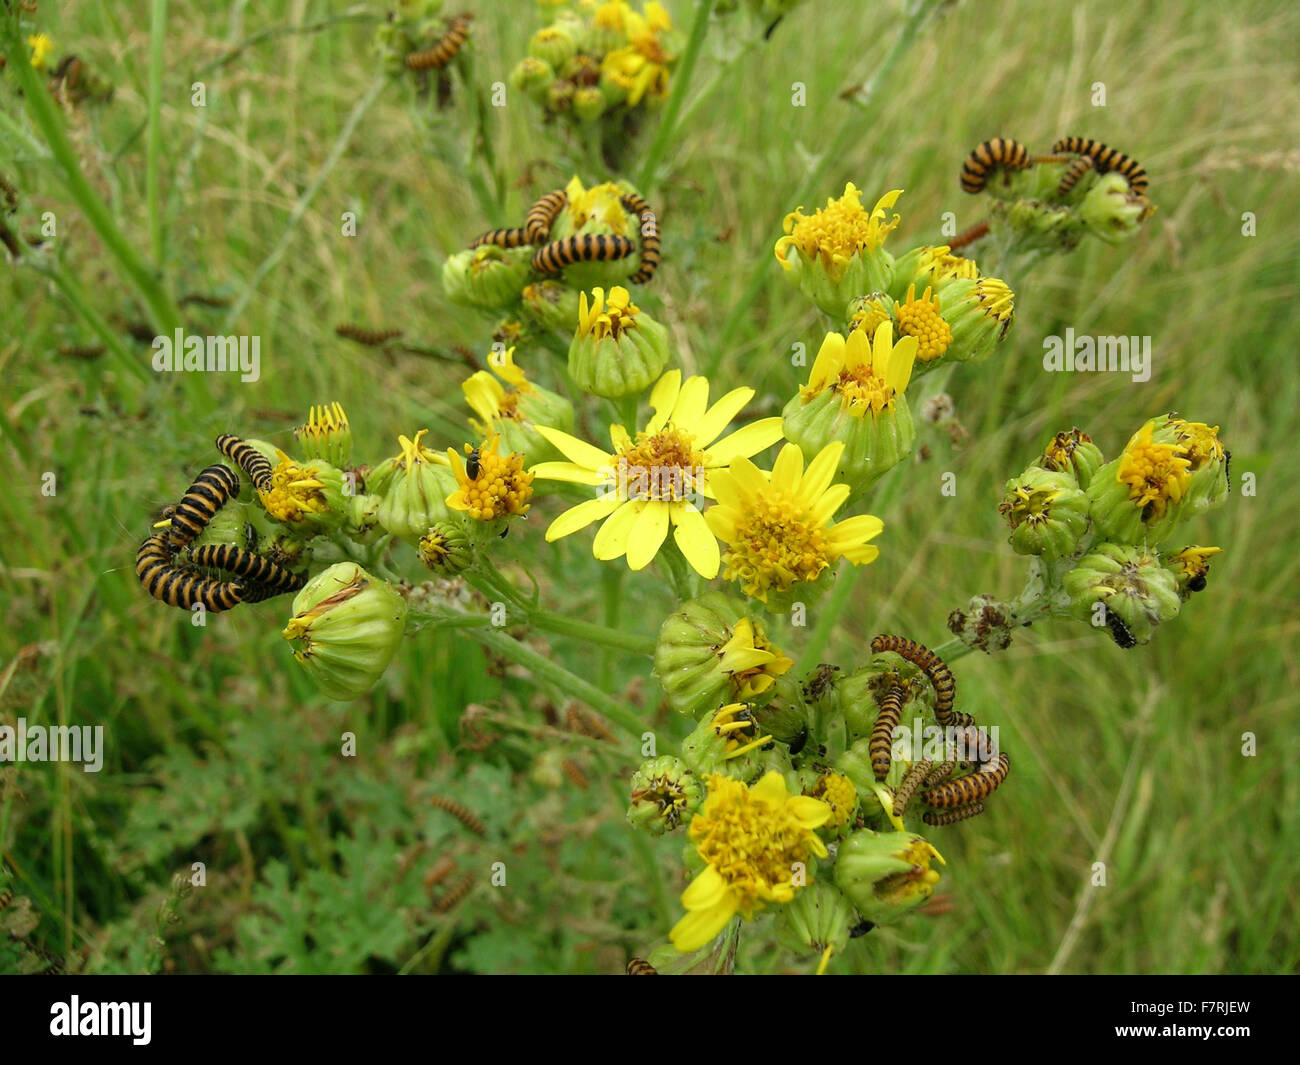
[506,3,681,170]
[993,419,1229,648]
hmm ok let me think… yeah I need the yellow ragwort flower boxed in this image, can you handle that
[260,450,328,523]
[1117,421,1191,520]
[774,185,902,281]
[563,175,631,236]
[1168,545,1222,582]
[705,441,884,601]
[532,371,784,577]
[975,277,1015,323]
[894,284,952,362]
[1170,419,1225,470]
[913,244,981,284]
[808,772,858,829]
[708,702,773,761]
[446,435,534,521]
[28,33,54,71]
[802,322,917,416]
[578,285,639,341]
[717,617,794,699]
[671,772,831,952]
[463,347,533,432]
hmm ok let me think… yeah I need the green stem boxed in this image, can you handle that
[1,15,183,335]
[607,776,674,930]
[636,0,716,191]
[222,73,387,328]
[146,0,168,269]
[600,566,623,688]
[533,608,654,657]
[470,626,645,740]
[464,569,654,655]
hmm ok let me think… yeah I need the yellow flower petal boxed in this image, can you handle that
[534,426,613,471]
[544,495,623,541]
[527,461,608,486]
[694,386,756,447]
[671,503,720,579]
[626,499,670,570]
[670,900,735,953]
[705,417,785,466]
[592,499,644,560]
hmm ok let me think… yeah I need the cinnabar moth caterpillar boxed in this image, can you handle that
[892,759,933,817]
[136,534,243,612]
[626,958,658,975]
[430,795,486,837]
[168,463,242,548]
[187,543,306,597]
[469,227,532,250]
[334,323,404,346]
[434,875,475,913]
[524,189,567,243]
[404,13,473,71]
[1056,154,1094,195]
[620,193,660,284]
[919,753,1010,809]
[959,138,1031,194]
[923,802,985,826]
[215,434,273,493]
[870,634,957,726]
[1050,137,1148,196]
[870,685,906,781]
[530,233,636,274]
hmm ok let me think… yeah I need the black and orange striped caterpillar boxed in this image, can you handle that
[404,13,473,71]
[892,759,932,817]
[626,958,658,975]
[137,533,245,612]
[187,543,307,597]
[167,463,242,548]
[620,192,661,284]
[430,795,486,837]
[468,227,532,249]
[870,635,962,727]
[870,685,906,781]
[919,752,1010,809]
[530,233,636,274]
[215,434,274,493]
[923,802,985,826]
[1051,136,1148,196]
[524,189,568,243]
[335,322,405,347]
[433,875,475,913]
[1055,154,1094,196]
[959,138,1031,194]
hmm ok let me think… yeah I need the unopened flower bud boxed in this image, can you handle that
[376,430,461,545]
[774,881,854,961]
[1080,172,1148,243]
[568,286,670,398]
[1036,428,1105,490]
[281,563,407,701]
[999,466,1090,560]
[442,245,534,310]
[418,520,474,575]
[774,185,902,317]
[1063,542,1182,647]
[626,756,702,835]
[833,829,943,925]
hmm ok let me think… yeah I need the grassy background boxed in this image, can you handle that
[1,0,1297,974]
